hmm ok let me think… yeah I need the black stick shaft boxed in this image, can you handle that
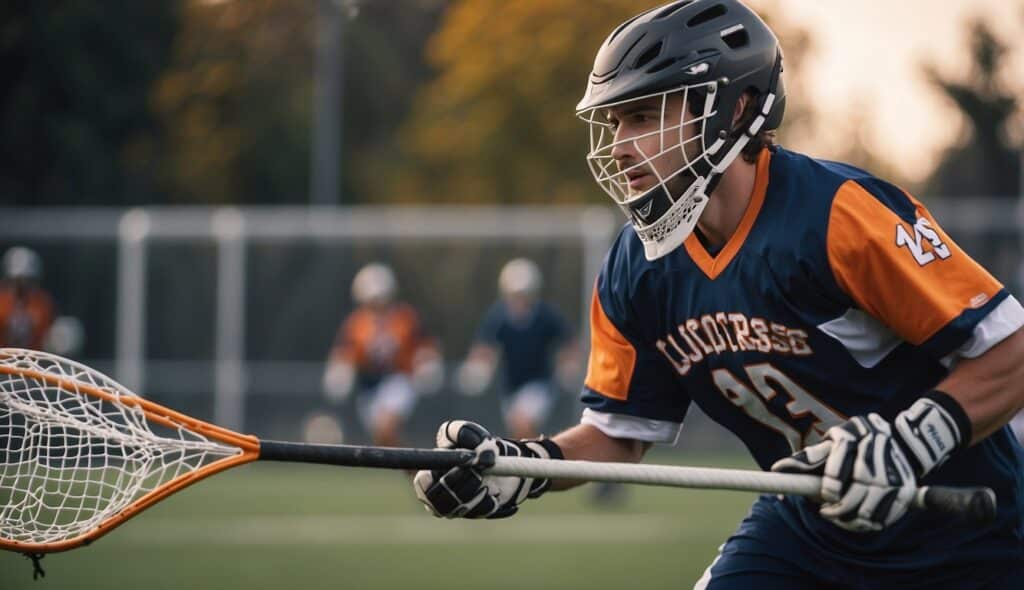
[258,440,477,470]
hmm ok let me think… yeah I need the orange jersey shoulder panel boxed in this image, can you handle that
[584,286,636,401]
[826,181,1002,345]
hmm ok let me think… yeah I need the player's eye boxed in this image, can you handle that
[629,112,658,125]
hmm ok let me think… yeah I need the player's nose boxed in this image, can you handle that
[610,135,638,167]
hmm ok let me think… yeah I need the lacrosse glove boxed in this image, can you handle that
[413,420,563,519]
[772,393,970,532]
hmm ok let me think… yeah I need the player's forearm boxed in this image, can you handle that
[548,423,651,491]
[936,327,1024,445]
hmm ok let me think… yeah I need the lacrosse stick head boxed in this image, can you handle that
[0,348,259,554]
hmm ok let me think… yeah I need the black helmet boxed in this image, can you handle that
[577,0,785,260]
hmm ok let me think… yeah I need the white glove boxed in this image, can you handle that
[773,396,967,533]
[322,362,355,404]
[412,420,562,519]
[892,396,966,478]
[773,414,916,532]
[455,360,494,397]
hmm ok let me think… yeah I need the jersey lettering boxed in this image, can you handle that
[656,314,813,376]
[895,217,951,266]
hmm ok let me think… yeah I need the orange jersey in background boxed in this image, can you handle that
[332,303,427,376]
[0,284,55,349]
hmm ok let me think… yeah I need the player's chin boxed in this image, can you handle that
[665,173,696,197]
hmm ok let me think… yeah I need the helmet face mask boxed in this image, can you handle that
[578,81,722,260]
[576,0,785,260]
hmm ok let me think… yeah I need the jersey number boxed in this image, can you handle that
[895,217,950,266]
[711,364,845,452]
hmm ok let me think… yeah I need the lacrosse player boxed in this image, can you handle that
[455,258,580,439]
[0,247,55,350]
[323,263,442,447]
[415,1,1024,587]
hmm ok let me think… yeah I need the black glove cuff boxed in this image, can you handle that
[922,389,973,451]
[532,437,565,461]
[518,437,563,499]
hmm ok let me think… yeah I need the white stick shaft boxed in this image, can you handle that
[489,457,823,498]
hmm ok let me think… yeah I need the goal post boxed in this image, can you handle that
[0,205,621,435]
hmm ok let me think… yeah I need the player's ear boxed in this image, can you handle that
[731,92,751,130]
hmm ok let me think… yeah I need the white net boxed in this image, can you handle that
[0,348,242,548]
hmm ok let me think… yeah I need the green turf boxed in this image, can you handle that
[0,453,758,589]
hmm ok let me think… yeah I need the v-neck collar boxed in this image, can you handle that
[683,148,772,280]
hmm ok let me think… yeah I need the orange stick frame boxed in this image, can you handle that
[0,365,262,554]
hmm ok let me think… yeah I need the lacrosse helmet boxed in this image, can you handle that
[351,263,397,306]
[498,258,542,299]
[3,247,42,281]
[577,0,785,260]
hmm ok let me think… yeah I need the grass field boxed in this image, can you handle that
[1,452,758,590]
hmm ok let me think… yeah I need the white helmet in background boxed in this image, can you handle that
[351,263,397,306]
[498,258,542,299]
[3,247,42,281]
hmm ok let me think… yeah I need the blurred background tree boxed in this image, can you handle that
[921,19,1021,198]
[0,1,1019,207]
[369,0,818,204]
[152,0,447,205]
[150,0,316,204]
[0,2,177,205]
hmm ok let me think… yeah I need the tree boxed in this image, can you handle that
[150,0,315,204]
[151,0,448,205]
[0,2,177,205]
[368,0,818,204]
[921,20,1020,198]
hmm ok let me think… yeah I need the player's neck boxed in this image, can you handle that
[695,158,758,249]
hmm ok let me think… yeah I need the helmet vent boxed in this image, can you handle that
[634,41,664,69]
[647,57,681,73]
[687,3,727,27]
[653,0,695,20]
[721,25,749,49]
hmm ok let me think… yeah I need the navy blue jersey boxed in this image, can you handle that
[478,300,570,391]
[581,147,1024,570]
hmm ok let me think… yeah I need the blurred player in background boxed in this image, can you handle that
[322,263,442,447]
[0,247,54,350]
[455,258,580,440]
[415,1,1024,587]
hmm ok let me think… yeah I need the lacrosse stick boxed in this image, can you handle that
[0,348,996,562]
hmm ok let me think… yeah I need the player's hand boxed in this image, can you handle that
[773,396,966,532]
[322,362,355,404]
[411,350,445,396]
[413,420,562,519]
[891,397,966,478]
[454,360,494,397]
[773,414,916,532]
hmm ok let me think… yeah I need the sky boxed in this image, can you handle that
[749,0,1023,182]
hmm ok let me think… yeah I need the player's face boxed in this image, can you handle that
[503,292,536,317]
[603,93,700,196]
